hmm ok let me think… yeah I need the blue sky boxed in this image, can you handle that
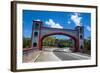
[23,10,91,39]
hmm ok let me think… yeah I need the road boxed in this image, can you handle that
[34,48,90,62]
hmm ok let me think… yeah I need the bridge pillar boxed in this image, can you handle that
[31,20,42,50]
[75,26,84,52]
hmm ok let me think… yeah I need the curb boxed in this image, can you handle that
[32,51,43,62]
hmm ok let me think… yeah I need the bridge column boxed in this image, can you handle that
[75,26,84,52]
[31,20,42,50]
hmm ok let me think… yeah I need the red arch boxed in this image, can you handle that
[39,32,79,52]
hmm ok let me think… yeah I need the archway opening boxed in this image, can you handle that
[40,32,79,52]
[42,35,75,52]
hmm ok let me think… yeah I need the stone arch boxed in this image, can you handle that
[31,20,84,52]
[39,32,79,52]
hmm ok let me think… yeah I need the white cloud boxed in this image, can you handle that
[71,13,82,26]
[86,26,91,31]
[67,21,71,24]
[34,19,41,21]
[45,19,63,29]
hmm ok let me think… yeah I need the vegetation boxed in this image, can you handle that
[23,37,31,48]
[84,37,91,55]
[57,41,67,48]
[43,36,74,48]
[43,36,56,46]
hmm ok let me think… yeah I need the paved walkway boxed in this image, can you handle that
[34,51,61,62]
[23,49,42,63]
[35,48,90,62]
[23,48,90,62]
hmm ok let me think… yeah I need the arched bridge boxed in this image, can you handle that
[31,20,84,52]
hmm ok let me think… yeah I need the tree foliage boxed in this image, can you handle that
[23,37,31,48]
[84,36,91,54]
[43,36,74,48]
[43,36,56,46]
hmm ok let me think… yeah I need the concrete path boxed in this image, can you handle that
[23,47,90,62]
[23,49,42,63]
[34,51,61,62]
[35,48,90,62]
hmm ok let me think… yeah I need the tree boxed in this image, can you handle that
[43,36,56,47]
[84,36,91,54]
[43,36,75,48]
[23,37,31,48]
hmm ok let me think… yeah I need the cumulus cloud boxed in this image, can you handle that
[86,26,91,31]
[71,13,82,26]
[45,19,63,29]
